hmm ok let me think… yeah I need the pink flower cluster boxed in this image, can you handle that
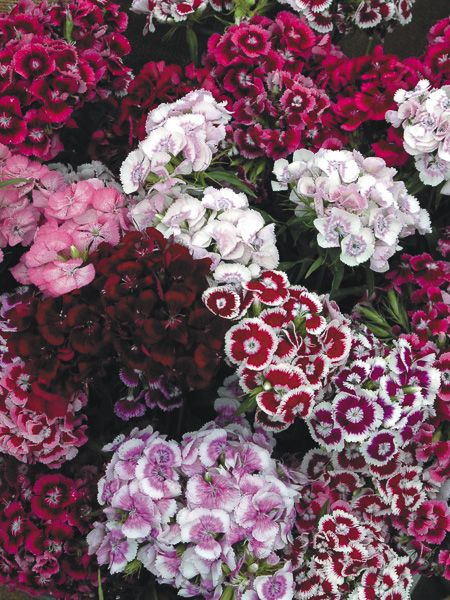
[273,149,431,271]
[10,178,129,297]
[204,270,352,430]
[0,0,131,160]
[276,0,415,35]
[120,89,230,194]
[0,292,87,468]
[386,80,450,193]
[88,411,298,600]
[198,13,337,161]
[0,458,98,598]
[0,144,66,265]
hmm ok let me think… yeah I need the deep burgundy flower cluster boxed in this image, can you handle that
[4,228,229,426]
[0,457,98,598]
[0,0,131,160]
[194,12,340,162]
[385,249,450,420]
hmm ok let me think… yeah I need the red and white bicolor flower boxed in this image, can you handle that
[321,322,352,364]
[244,270,290,306]
[255,363,313,422]
[202,286,242,319]
[225,318,278,370]
[284,287,327,335]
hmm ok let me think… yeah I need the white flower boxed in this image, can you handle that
[202,186,248,210]
[120,148,151,194]
[340,229,375,267]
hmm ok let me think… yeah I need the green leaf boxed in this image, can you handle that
[330,263,345,298]
[220,586,235,600]
[0,178,29,188]
[186,28,198,65]
[236,395,257,415]
[205,170,256,197]
[98,569,104,600]
[357,305,390,327]
[233,0,256,22]
[64,11,74,43]
[305,255,324,279]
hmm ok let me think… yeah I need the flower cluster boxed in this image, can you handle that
[130,0,228,33]
[4,229,229,426]
[0,145,66,266]
[88,412,298,599]
[0,291,87,468]
[89,61,194,166]
[129,184,279,288]
[0,457,98,598]
[308,338,441,458]
[120,89,230,194]
[322,45,420,166]
[386,80,450,192]
[0,0,131,159]
[276,0,415,35]
[424,17,450,87]
[273,148,431,271]
[205,269,352,430]
[10,177,129,297]
[196,12,338,162]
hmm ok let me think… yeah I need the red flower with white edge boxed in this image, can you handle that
[244,270,290,306]
[279,386,314,421]
[202,286,241,319]
[361,430,399,465]
[225,318,277,370]
[377,467,425,516]
[255,363,307,416]
[284,287,326,335]
[322,322,352,364]
[317,509,364,552]
[294,354,330,389]
[239,367,265,393]
[260,307,289,331]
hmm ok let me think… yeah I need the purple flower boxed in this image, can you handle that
[186,472,240,511]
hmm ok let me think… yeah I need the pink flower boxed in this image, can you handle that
[96,525,138,574]
[178,507,230,560]
[254,567,294,600]
[111,485,158,539]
